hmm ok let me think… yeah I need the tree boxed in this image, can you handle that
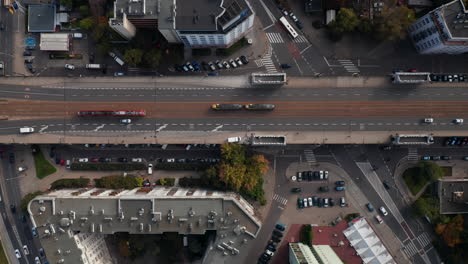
[419,161,444,181]
[436,215,464,248]
[79,5,90,17]
[145,49,162,68]
[329,8,360,34]
[59,0,72,8]
[79,17,95,31]
[124,49,144,67]
[374,3,415,41]
[300,225,313,245]
[358,18,373,34]
[20,191,43,213]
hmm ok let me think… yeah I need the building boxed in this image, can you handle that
[109,0,255,48]
[28,4,56,32]
[28,187,262,264]
[438,179,468,214]
[408,0,468,54]
[342,217,395,264]
[39,33,70,51]
[289,242,344,264]
[305,0,322,14]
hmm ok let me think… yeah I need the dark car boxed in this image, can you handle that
[39,248,45,258]
[319,186,329,192]
[297,198,304,208]
[291,187,302,193]
[23,51,32,56]
[441,156,451,160]
[118,157,128,162]
[245,104,276,110]
[313,171,320,180]
[9,153,15,163]
[280,64,291,69]
[366,203,375,212]
[10,204,16,213]
[431,156,440,160]
[329,198,335,207]
[295,20,303,29]
[275,222,286,231]
[383,180,390,190]
[312,196,318,206]
[307,171,313,181]
[55,156,61,165]
[26,63,36,73]
[318,198,323,207]
[192,62,200,71]
[335,181,345,186]
[240,55,249,64]
[201,61,209,71]
[271,236,281,242]
[273,230,283,237]
[174,64,183,72]
[21,215,27,223]
[267,245,276,252]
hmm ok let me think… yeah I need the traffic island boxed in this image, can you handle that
[33,150,57,179]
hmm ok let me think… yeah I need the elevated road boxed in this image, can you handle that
[0,76,467,143]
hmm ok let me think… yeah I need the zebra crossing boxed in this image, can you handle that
[338,59,360,73]
[407,148,419,161]
[255,45,277,73]
[402,241,419,257]
[293,35,308,43]
[304,149,317,163]
[416,233,432,248]
[266,32,284,43]
[273,194,288,206]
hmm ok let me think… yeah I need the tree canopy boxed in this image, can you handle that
[124,49,144,67]
[79,17,95,31]
[374,4,415,41]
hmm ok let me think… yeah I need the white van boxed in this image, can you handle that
[227,137,241,143]
[19,127,34,134]
[147,164,153,175]
[72,33,83,39]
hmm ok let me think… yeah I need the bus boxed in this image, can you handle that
[279,16,298,39]
[77,110,146,117]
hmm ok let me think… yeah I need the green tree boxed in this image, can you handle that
[329,8,360,34]
[300,225,313,245]
[374,3,415,41]
[124,49,144,67]
[145,49,162,68]
[419,161,444,181]
[79,17,95,31]
[20,191,44,213]
[79,5,90,17]
[59,0,72,8]
[358,18,373,34]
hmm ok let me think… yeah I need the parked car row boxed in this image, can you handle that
[258,223,286,264]
[431,74,467,82]
[366,203,388,224]
[76,157,220,164]
[282,9,303,29]
[293,170,329,181]
[421,155,451,161]
[297,196,346,208]
[175,56,249,73]
[444,136,468,146]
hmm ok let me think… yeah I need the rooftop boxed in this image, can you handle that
[175,0,222,31]
[439,179,468,214]
[440,0,468,39]
[28,4,56,32]
[29,187,261,264]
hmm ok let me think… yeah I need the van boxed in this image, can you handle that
[227,137,241,143]
[19,127,34,134]
[147,164,153,175]
[66,160,71,169]
[114,57,125,66]
[72,33,83,39]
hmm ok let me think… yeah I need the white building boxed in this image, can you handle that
[109,0,255,48]
[408,0,468,54]
[39,33,70,51]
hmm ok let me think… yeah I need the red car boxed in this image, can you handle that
[60,159,65,166]
[90,158,99,162]
[408,69,417,72]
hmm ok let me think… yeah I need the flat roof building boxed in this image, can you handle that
[28,187,261,264]
[28,4,56,32]
[39,33,70,51]
[438,179,468,214]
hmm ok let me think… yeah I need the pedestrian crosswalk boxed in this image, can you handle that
[416,233,432,248]
[255,45,277,73]
[304,149,317,163]
[273,194,288,205]
[402,241,419,257]
[266,32,284,43]
[338,59,360,73]
[293,35,308,43]
[408,148,418,161]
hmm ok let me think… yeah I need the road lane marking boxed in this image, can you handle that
[0,90,63,96]
[156,124,168,132]
[39,125,49,133]
[94,124,105,132]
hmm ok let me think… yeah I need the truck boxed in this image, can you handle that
[19,127,34,134]
[109,52,125,66]
[86,64,102,69]
[211,104,243,110]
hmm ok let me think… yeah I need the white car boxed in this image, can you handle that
[78,158,88,163]
[222,61,230,69]
[319,170,324,180]
[132,158,143,162]
[120,119,131,124]
[379,206,388,216]
[340,197,346,207]
[166,158,175,163]
[454,119,464,124]
[229,59,238,68]
[147,163,153,175]
[265,249,274,256]
[235,57,243,66]
[15,249,21,259]
[303,198,308,208]
[23,245,29,255]
[324,170,329,179]
[424,118,434,123]
[64,64,75,70]
[35,256,41,264]
[308,197,313,207]
[375,215,384,224]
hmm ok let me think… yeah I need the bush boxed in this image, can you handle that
[345,213,360,222]
[33,151,57,179]
[156,178,175,186]
[95,175,144,189]
[300,225,313,245]
[155,163,211,171]
[51,177,90,189]
[71,163,146,171]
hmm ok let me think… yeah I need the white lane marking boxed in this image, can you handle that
[156,124,168,132]
[94,124,105,132]
[212,125,223,132]
[0,90,63,96]
[300,44,312,54]
[39,125,49,133]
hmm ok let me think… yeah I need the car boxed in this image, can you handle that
[34,256,41,264]
[114,72,125,76]
[335,181,345,186]
[90,158,99,162]
[78,158,88,162]
[271,236,281,242]
[281,64,291,69]
[229,59,238,68]
[454,119,464,124]
[283,10,289,16]
[379,206,388,216]
[235,57,243,66]
[39,248,45,258]
[23,51,32,56]
[265,249,275,257]
[289,12,296,19]
[15,249,21,259]
[208,61,216,71]
[340,197,346,207]
[431,156,440,160]
[324,171,329,180]
[245,104,276,110]
[65,64,75,70]
[366,203,375,212]
[26,63,36,73]
[132,158,143,162]
[308,197,313,207]
[319,170,324,180]
[192,62,200,71]
[383,181,390,190]
[303,198,308,208]
[66,160,71,169]
[148,163,153,174]
[408,69,417,72]
[297,198,304,208]
[313,171,320,180]
[201,61,209,71]
[421,156,430,160]
[215,60,223,69]
[23,245,29,255]
[291,187,301,193]
[317,198,323,207]
[323,198,329,208]
[240,55,249,64]
[424,118,433,123]
[441,156,451,160]
[275,222,286,231]
[174,64,183,72]
[185,62,194,71]
[297,172,302,182]
[118,157,128,162]
[319,186,329,192]
[266,245,276,252]
[10,204,15,213]
[120,119,131,124]
[375,215,384,224]
[222,61,231,69]
[464,157,468,161]
[335,186,346,191]
[182,65,189,72]
[101,157,112,162]
[295,20,304,29]
[211,103,243,110]
[273,230,283,237]
[24,58,33,64]
[312,196,318,206]
[328,198,335,207]
[307,171,313,181]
